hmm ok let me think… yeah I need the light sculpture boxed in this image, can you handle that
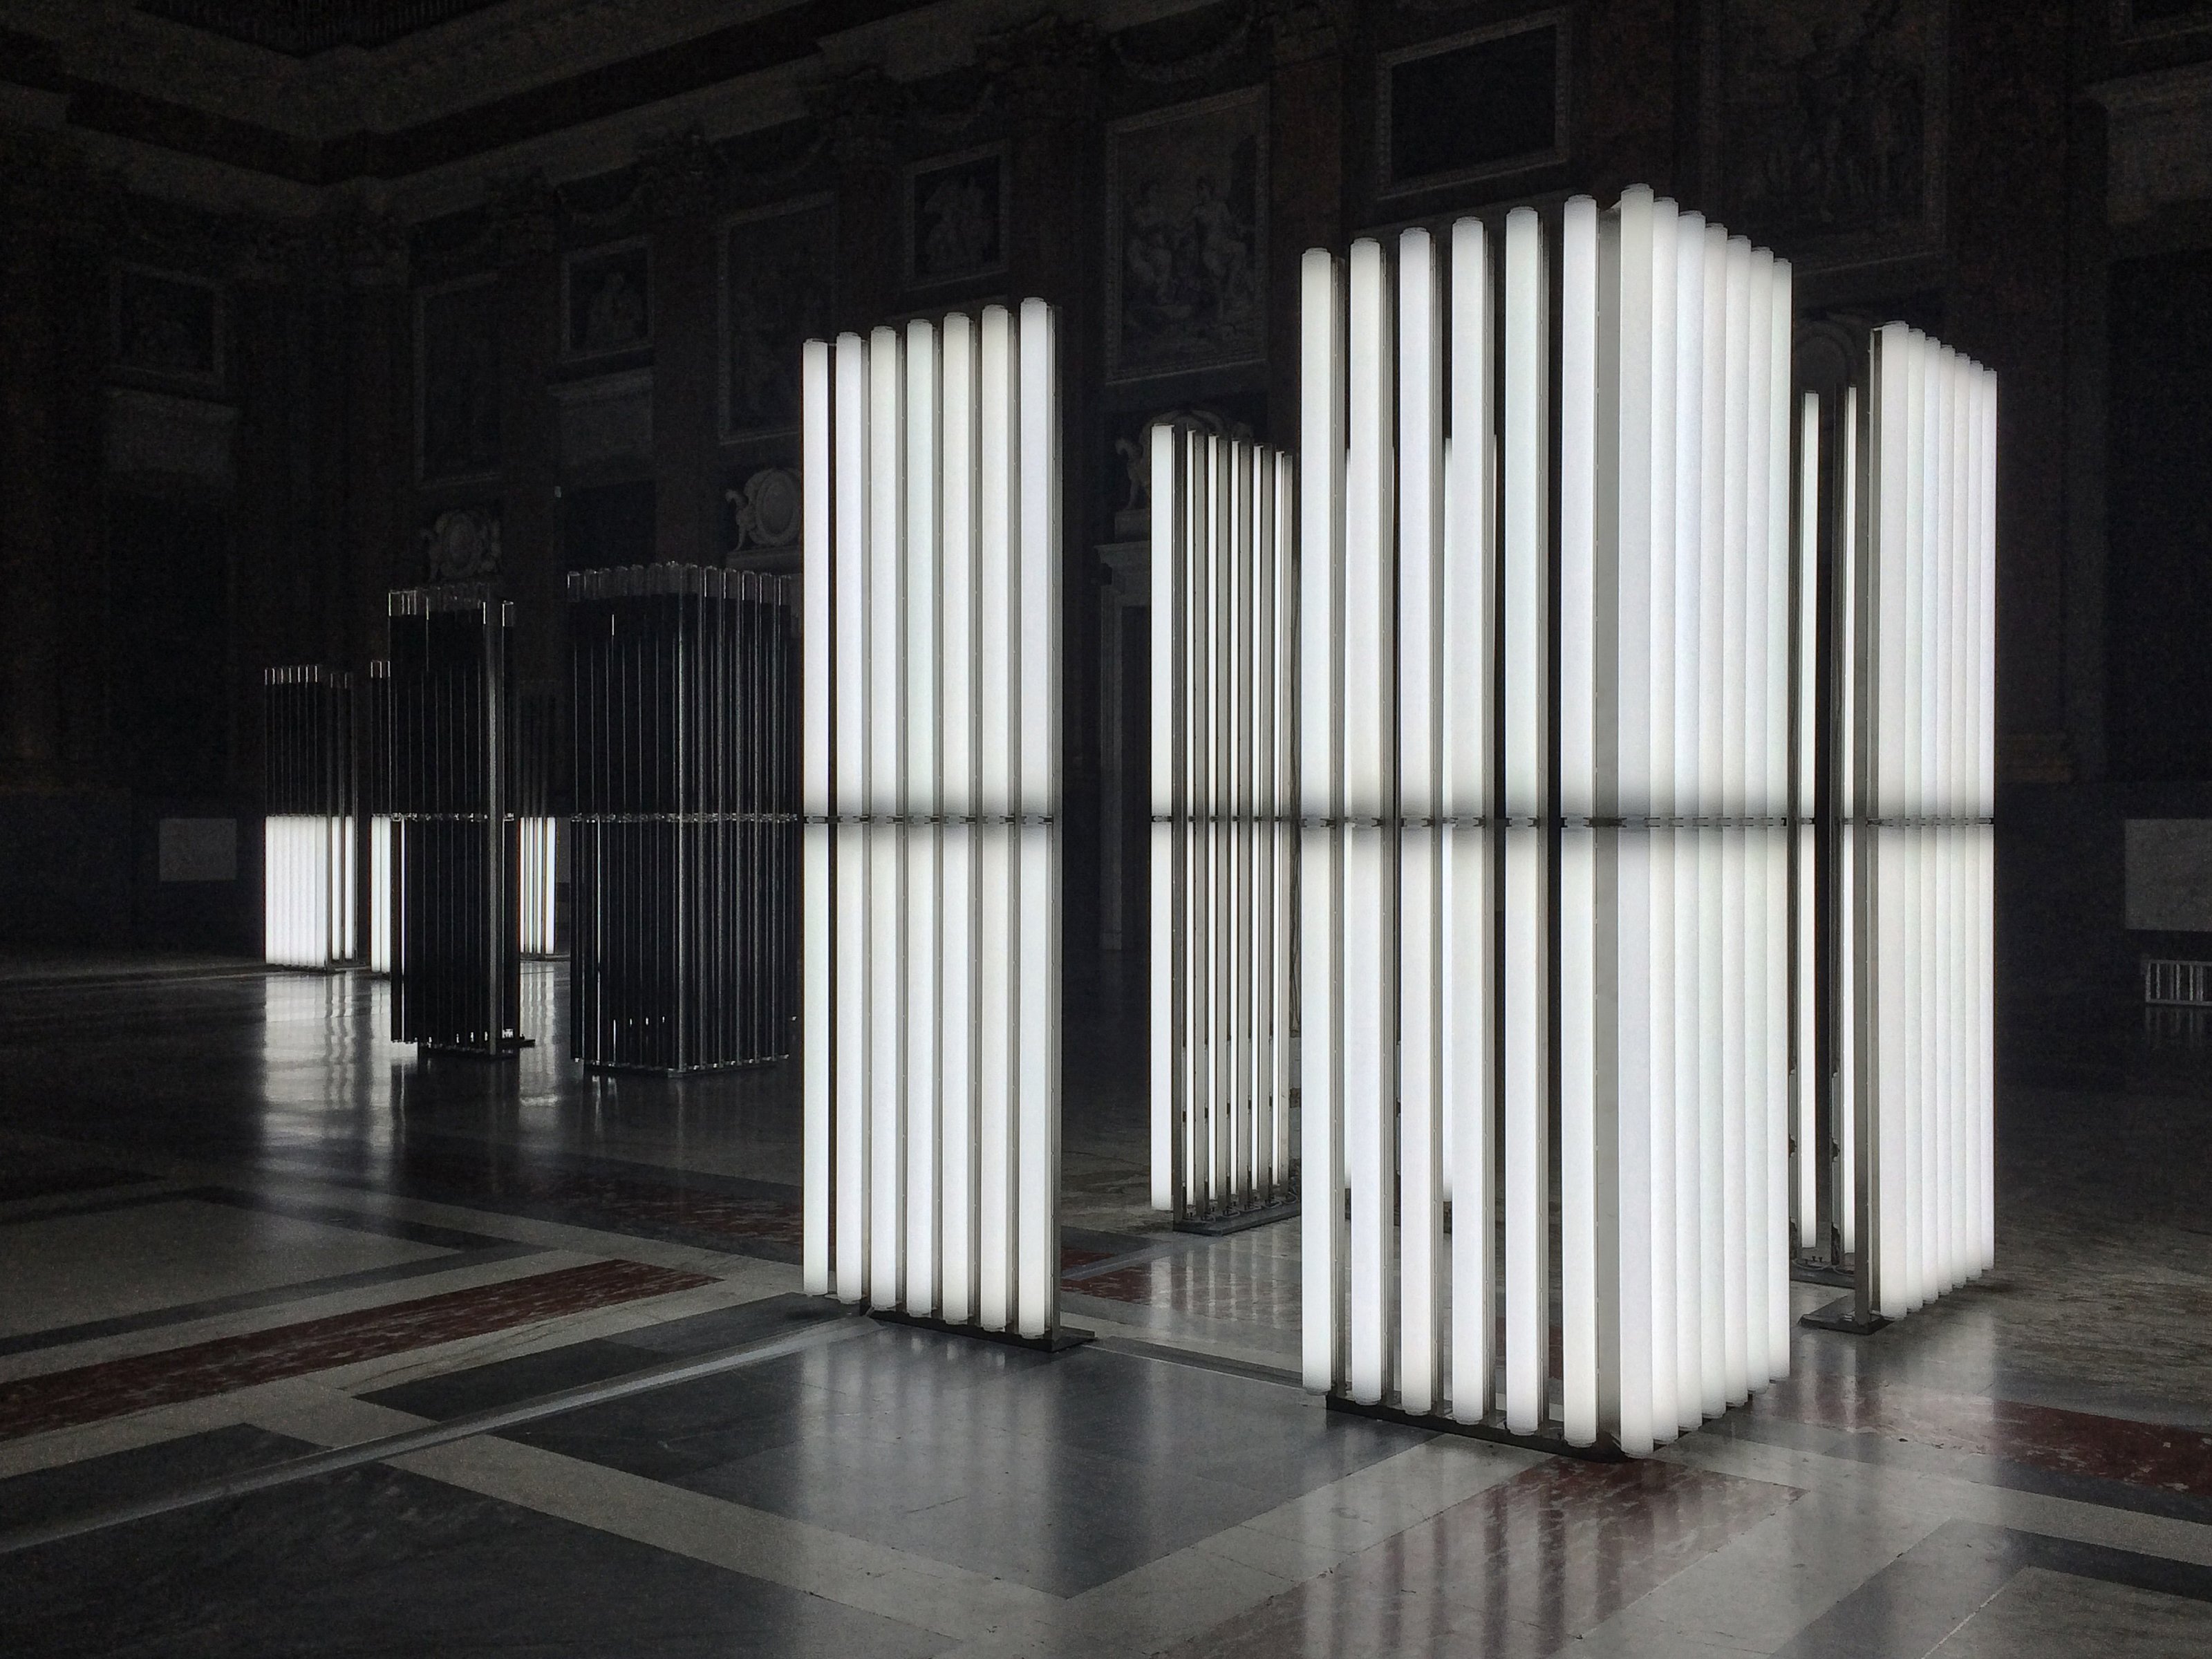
[1148,424,1297,1230]
[387,585,525,1056]
[568,564,799,1071]
[1299,190,1801,1454]
[800,301,1068,1344]
[263,665,357,970]
[1810,326,1996,1327]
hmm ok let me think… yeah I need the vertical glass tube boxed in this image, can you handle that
[1150,420,1181,1214]
[904,319,941,1316]
[1298,249,1347,1396]
[832,332,871,1304]
[1721,236,1750,1401]
[1445,215,1495,1426]
[1672,215,1708,1432]
[1397,227,1444,1416]
[865,326,906,1312]
[976,305,1015,1331]
[1343,237,1395,1407]
[1501,206,1551,1437]
[1557,195,1600,1449]
[939,315,980,1324]
[1015,298,1060,1340]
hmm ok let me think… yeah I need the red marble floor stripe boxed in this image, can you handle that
[1168,1457,1797,1659]
[0,1259,713,1443]
[1754,1371,2212,1497]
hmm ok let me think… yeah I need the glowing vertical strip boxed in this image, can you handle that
[1645,193,1680,1443]
[905,319,941,1316]
[1229,438,1252,1212]
[1600,187,1656,1455]
[939,314,980,1323]
[1557,195,1599,1449]
[976,305,1015,1331]
[1720,236,1750,1402]
[1837,382,1859,1260]
[1299,249,1346,1396]
[1794,389,1819,1259]
[1150,421,1180,1212]
[1015,298,1060,1340]
[1765,256,1796,1373]
[865,326,906,1311]
[1977,368,1997,1273]
[1698,223,1728,1417]
[1271,453,1296,1198]
[1741,247,1772,1391]
[1343,237,1394,1407]
[1501,206,1550,1437]
[1445,214,1494,1426]
[831,332,870,1304]
[1671,214,1708,1432]
[803,337,834,1295]
[1397,227,1443,1416]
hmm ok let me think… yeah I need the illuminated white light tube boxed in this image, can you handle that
[802,301,1062,1340]
[1397,226,1443,1418]
[1500,205,1550,1438]
[1743,246,1772,1391]
[905,318,941,1318]
[1013,297,1059,1342]
[1721,234,1751,1404]
[801,338,834,1297]
[1794,390,1820,1260]
[1298,247,1346,1397]
[1768,260,1796,1371]
[1342,236,1394,1408]
[939,315,980,1325]
[1646,192,1680,1445]
[1443,214,1494,1427]
[1671,213,1708,1435]
[1556,194,1599,1450]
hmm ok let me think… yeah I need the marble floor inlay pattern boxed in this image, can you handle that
[0,953,2206,1658]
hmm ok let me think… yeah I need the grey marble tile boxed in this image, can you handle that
[0,1452,946,1658]
[0,1423,312,1535]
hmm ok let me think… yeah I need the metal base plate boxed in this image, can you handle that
[1799,1293,1891,1335]
[418,1037,535,1060]
[869,1308,1097,1353]
[1325,1392,1631,1462]
[1174,1199,1300,1237]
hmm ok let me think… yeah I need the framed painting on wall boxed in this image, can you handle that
[1703,0,1947,268]
[1105,87,1268,382]
[113,265,223,388]
[1378,13,1569,198]
[906,145,1008,288]
[416,275,503,485]
[562,238,652,359]
[720,196,836,439]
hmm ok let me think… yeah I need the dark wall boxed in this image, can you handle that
[0,0,2202,998]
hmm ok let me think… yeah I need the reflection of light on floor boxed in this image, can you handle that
[2143,1004,2209,1049]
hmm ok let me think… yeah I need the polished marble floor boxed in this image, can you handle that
[0,952,2208,1656]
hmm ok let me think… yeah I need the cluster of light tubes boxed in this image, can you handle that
[263,665,357,971]
[1841,324,1997,1318]
[800,300,1065,1339]
[1298,190,1804,1454]
[1147,426,1297,1224]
